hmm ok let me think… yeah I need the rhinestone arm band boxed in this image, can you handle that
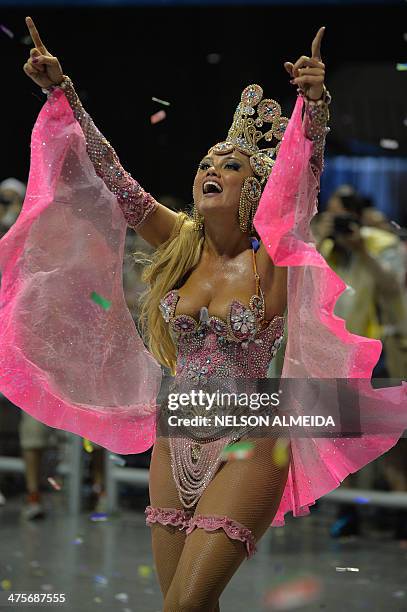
[43,76,158,230]
[301,86,331,182]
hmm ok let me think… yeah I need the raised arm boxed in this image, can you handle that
[23,16,177,248]
[302,89,330,181]
[284,26,330,182]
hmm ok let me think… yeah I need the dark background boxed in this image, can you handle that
[1,2,407,218]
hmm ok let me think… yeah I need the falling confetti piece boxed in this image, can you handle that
[272,439,290,467]
[138,565,153,578]
[109,453,126,467]
[390,220,402,230]
[0,25,14,39]
[94,596,103,603]
[0,579,12,590]
[47,477,62,491]
[263,576,322,610]
[83,438,94,453]
[41,584,53,591]
[380,139,399,150]
[115,593,129,603]
[150,110,166,125]
[152,96,170,107]
[90,291,112,310]
[94,575,108,585]
[90,512,108,522]
[207,53,221,64]
[221,441,254,461]
[20,35,32,45]
[396,63,407,71]
[335,567,359,572]
[72,537,83,545]
[353,496,370,504]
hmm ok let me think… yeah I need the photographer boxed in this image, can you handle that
[314,185,407,538]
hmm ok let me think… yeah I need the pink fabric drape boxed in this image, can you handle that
[0,89,161,454]
[254,95,407,526]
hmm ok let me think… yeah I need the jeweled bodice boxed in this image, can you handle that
[159,288,285,380]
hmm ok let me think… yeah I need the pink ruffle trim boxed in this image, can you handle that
[185,514,257,559]
[145,505,193,530]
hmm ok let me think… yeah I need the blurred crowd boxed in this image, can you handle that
[0,177,406,540]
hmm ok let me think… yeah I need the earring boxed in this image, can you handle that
[238,177,262,233]
[192,204,204,231]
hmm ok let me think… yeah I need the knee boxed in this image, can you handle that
[163,589,214,612]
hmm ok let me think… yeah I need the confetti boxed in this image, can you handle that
[263,576,322,610]
[396,63,407,71]
[380,139,399,150]
[90,512,108,522]
[152,96,170,107]
[272,439,290,468]
[20,35,32,45]
[353,496,370,504]
[94,575,108,585]
[90,291,111,310]
[0,579,12,591]
[221,441,254,460]
[207,53,221,64]
[94,596,103,603]
[150,110,166,125]
[335,567,359,572]
[138,565,153,578]
[72,537,83,545]
[0,25,14,39]
[33,570,44,577]
[109,453,126,467]
[83,438,94,453]
[115,593,129,603]
[41,584,53,591]
[390,220,402,230]
[47,477,62,491]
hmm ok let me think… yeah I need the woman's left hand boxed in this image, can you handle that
[284,27,326,101]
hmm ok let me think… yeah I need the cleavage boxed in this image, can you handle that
[174,289,258,324]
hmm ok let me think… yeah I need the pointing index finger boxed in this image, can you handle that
[311,26,325,60]
[25,16,47,53]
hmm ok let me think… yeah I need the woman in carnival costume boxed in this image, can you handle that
[0,17,406,611]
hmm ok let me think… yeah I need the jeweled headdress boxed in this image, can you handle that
[210,84,289,185]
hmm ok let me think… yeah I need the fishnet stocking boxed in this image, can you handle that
[148,437,191,597]
[149,436,290,612]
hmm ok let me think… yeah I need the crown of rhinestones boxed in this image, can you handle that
[210,84,289,185]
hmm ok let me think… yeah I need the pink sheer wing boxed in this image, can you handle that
[0,89,162,454]
[254,95,407,527]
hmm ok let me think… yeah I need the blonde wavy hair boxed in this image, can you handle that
[135,212,204,374]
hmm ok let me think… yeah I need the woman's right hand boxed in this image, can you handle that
[23,16,64,89]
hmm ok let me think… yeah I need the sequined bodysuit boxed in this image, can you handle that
[53,76,330,511]
[159,248,285,507]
